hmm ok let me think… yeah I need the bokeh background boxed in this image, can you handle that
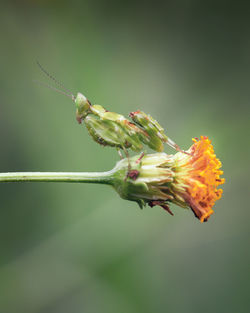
[0,1,249,313]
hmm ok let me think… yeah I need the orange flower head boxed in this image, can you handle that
[174,136,225,222]
[112,136,224,222]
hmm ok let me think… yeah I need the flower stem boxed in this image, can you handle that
[0,171,115,185]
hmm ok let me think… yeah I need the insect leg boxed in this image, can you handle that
[122,147,141,181]
[122,147,131,170]
[117,148,124,160]
[136,151,145,164]
[123,147,132,182]
[166,138,191,155]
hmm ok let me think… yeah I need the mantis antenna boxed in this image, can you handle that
[33,79,75,99]
[36,61,75,100]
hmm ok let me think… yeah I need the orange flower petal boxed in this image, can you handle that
[181,136,225,222]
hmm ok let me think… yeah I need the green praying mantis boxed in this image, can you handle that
[36,63,187,175]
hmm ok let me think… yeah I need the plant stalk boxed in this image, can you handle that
[0,171,115,185]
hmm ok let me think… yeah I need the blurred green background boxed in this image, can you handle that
[0,1,249,313]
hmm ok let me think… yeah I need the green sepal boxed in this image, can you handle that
[136,199,146,209]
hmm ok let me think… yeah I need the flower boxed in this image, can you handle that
[172,136,225,222]
[112,136,225,222]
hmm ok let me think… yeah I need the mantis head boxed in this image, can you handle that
[75,92,91,123]
[35,62,92,124]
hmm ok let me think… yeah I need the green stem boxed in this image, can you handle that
[0,171,115,185]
